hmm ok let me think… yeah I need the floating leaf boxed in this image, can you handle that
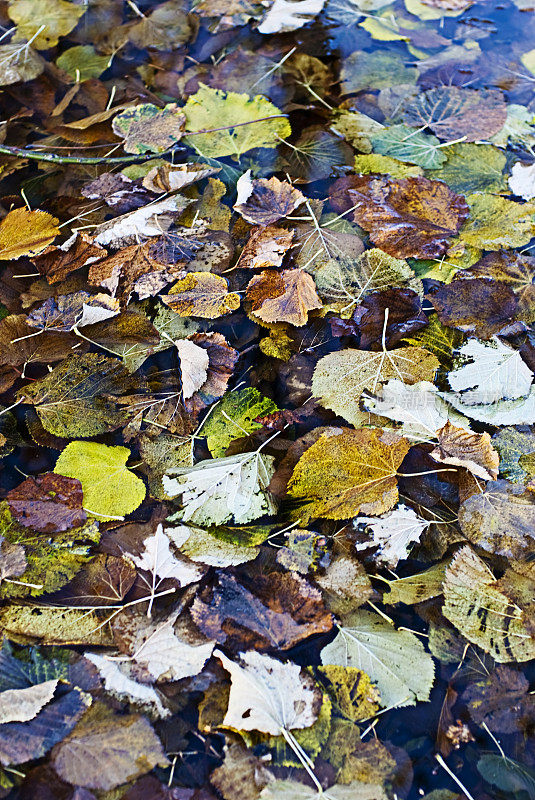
[312,346,438,426]
[0,208,59,261]
[460,193,535,250]
[9,0,86,49]
[54,442,146,521]
[321,610,435,707]
[183,85,291,157]
[356,505,430,567]
[257,0,325,33]
[112,103,186,154]
[0,43,44,85]
[234,173,304,225]
[7,473,86,533]
[288,428,411,522]
[163,451,277,525]
[247,268,322,326]
[56,45,110,81]
[447,337,533,405]
[430,422,499,481]
[443,546,535,662]
[216,649,321,734]
[371,124,446,169]
[426,143,507,194]
[161,273,240,318]
[201,387,278,457]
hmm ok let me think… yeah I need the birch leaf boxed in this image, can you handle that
[163,451,277,525]
[216,649,321,735]
[320,610,435,707]
[130,523,204,586]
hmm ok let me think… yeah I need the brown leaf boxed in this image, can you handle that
[7,473,87,533]
[330,175,469,259]
[0,314,83,367]
[0,536,27,583]
[351,288,428,349]
[237,225,294,270]
[426,278,518,338]
[462,665,535,734]
[143,163,219,194]
[402,87,507,142]
[32,233,106,285]
[160,272,240,318]
[51,706,169,790]
[27,291,120,332]
[88,241,187,302]
[247,268,322,326]
[234,175,305,226]
[210,742,271,800]
[53,555,136,606]
[191,571,333,650]
[185,332,239,414]
[431,422,500,481]
[457,251,535,323]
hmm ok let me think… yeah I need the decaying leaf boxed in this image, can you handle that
[288,428,411,522]
[321,610,435,708]
[356,505,430,567]
[443,546,535,662]
[430,422,499,481]
[161,273,240,318]
[234,173,305,225]
[447,337,533,405]
[216,649,322,734]
[200,387,278,457]
[112,103,186,154]
[247,268,322,326]
[7,472,87,533]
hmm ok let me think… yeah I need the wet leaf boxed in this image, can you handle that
[371,124,446,169]
[7,473,86,533]
[257,0,325,33]
[356,505,430,567]
[234,173,304,225]
[333,175,469,259]
[447,337,533,405]
[216,649,321,734]
[9,0,86,49]
[321,610,435,707]
[430,422,499,481]
[201,387,278,457]
[400,87,507,142]
[460,193,535,250]
[54,441,146,521]
[183,85,291,158]
[161,273,240,318]
[50,706,169,790]
[0,43,44,85]
[288,428,411,522]
[247,268,322,326]
[0,208,59,261]
[112,104,186,155]
[426,143,507,194]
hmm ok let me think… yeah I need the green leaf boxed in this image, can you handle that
[201,388,278,457]
[340,51,417,94]
[477,754,535,797]
[183,84,291,158]
[426,143,507,194]
[0,502,99,599]
[354,153,423,178]
[460,193,535,250]
[320,610,435,708]
[56,45,110,82]
[371,124,446,169]
[54,442,146,522]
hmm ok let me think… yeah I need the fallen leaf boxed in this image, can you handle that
[32,233,106,285]
[9,0,86,49]
[356,505,430,567]
[0,42,44,85]
[0,208,59,261]
[460,193,535,250]
[331,175,469,259]
[430,422,499,480]
[27,291,120,332]
[161,273,240,318]
[112,103,186,154]
[426,278,518,338]
[176,339,210,399]
[51,706,169,790]
[200,387,278,457]
[238,225,294,270]
[320,610,435,707]
[54,441,146,521]
[447,337,533,405]
[163,451,277,525]
[247,268,322,326]
[234,173,305,225]
[259,781,388,799]
[257,0,325,32]
[84,654,169,718]
[216,649,321,734]
[509,161,535,200]
[7,473,87,533]
[130,523,204,587]
[288,428,411,522]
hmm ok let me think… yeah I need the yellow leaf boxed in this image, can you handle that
[9,0,86,49]
[161,273,241,318]
[288,427,411,522]
[0,208,60,261]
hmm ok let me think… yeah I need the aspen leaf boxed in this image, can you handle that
[0,208,59,261]
[370,124,446,169]
[509,161,535,200]
[320,610,435,707]
[56,45,110,82]
[130,524,204,587]
[54,442,146,521]
[288,428,411,523]
[161,273,240,318]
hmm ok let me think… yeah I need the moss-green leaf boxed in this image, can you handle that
[201,388,278,457]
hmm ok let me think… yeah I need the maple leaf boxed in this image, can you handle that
[247,268,322,326]
[234,173,305,225]
[288,427,411,522]
[160,272,240,318]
